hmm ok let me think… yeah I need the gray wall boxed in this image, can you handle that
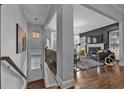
[1,5,27,89]
[80,23,119,49]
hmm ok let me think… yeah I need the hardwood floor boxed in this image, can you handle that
[27,79,45,89]
[27,64,124,89]
[27,79,61,89]
[74,64,124,89]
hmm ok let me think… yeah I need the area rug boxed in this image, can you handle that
[77,56,104,71]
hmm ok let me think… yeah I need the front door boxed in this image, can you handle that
[28,50,43,82]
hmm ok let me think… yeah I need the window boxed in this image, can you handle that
[93,37,97,43]
[31,56,41,69]
[51,31,57,49]
[109,30,119,49]
[87,37,90,43]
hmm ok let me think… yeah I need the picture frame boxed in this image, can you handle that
[16,24,26,54]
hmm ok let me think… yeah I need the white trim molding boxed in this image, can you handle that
[44,62,58,88]
[22,79,27,89]
[56,75,75,89]
[87,43,104,54]
[45,5,57,27]
[119,62,124,66]
[45,82,58,88]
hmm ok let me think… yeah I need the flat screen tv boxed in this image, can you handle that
[16,24,26,54]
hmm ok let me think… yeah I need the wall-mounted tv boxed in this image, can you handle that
[16,24,26,54]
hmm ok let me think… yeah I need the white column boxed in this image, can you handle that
[56,5,74,88]
[119,17,124,66]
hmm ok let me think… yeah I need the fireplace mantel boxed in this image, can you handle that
[87,43,104,54]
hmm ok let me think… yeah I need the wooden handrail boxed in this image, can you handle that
[0,56,27,79]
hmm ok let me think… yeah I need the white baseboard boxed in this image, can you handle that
[28,77,43,82]
[44,75,58,88]
[56,75,75,89]
[119,62,124,66]
[45,82,58,88]
[22,79,27,89]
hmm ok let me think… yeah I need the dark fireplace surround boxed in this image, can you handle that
[88,47,101,55]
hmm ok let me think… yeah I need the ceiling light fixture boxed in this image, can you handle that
[32,18,40,39]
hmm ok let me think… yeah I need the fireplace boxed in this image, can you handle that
[87,43,104,55]
[88,47,101,55]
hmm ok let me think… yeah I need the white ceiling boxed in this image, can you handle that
[73,5,116,35]
[111,4,124,14]
[47,5,116,35]
[21,4,51,25]
[21,4,117,34]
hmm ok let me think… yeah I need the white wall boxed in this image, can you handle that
[1,5,27,89]
[44,62,58,88]
[27,23,44,81]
